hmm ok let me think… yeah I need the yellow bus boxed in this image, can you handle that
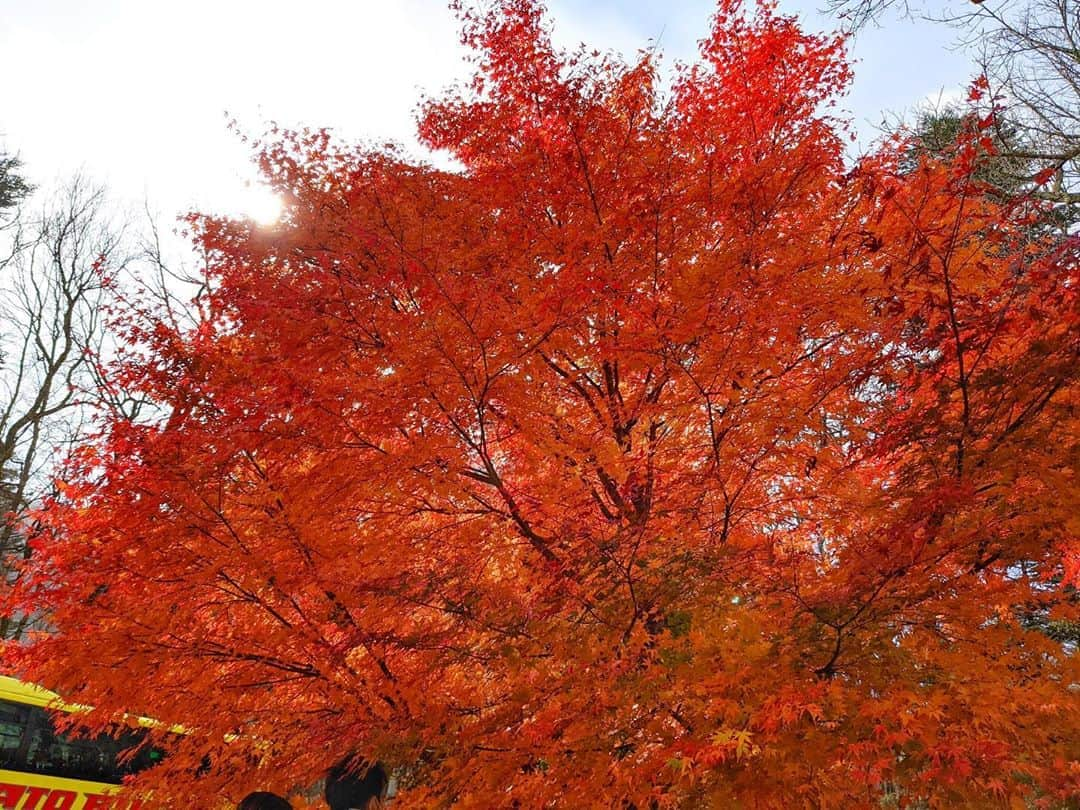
[0,677,396,809]
[0,676,160,810]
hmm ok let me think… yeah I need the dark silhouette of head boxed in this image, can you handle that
[325,759,387,810]
[238,792,293,810]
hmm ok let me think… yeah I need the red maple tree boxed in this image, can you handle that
[5,1,1079,807]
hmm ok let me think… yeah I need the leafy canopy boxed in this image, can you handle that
[6,1,1079,807]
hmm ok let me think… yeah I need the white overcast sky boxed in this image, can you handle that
[1,0,975,223]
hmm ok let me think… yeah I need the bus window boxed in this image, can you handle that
[10,704,165,784]
[42,724,116,780]
[0,699,28,770]
[22,704,110,780]
[113,729,166,777]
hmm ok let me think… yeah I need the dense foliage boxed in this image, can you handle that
[5,1,1079,806]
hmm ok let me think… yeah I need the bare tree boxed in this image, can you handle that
[829,0,1080,207]
[826,0,990,31]
[973,0,1080,204]
[0,166,234,639]
[0,176,130,638]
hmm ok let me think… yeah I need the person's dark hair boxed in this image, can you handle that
[325,759,387,810]
[238,791,293,810]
